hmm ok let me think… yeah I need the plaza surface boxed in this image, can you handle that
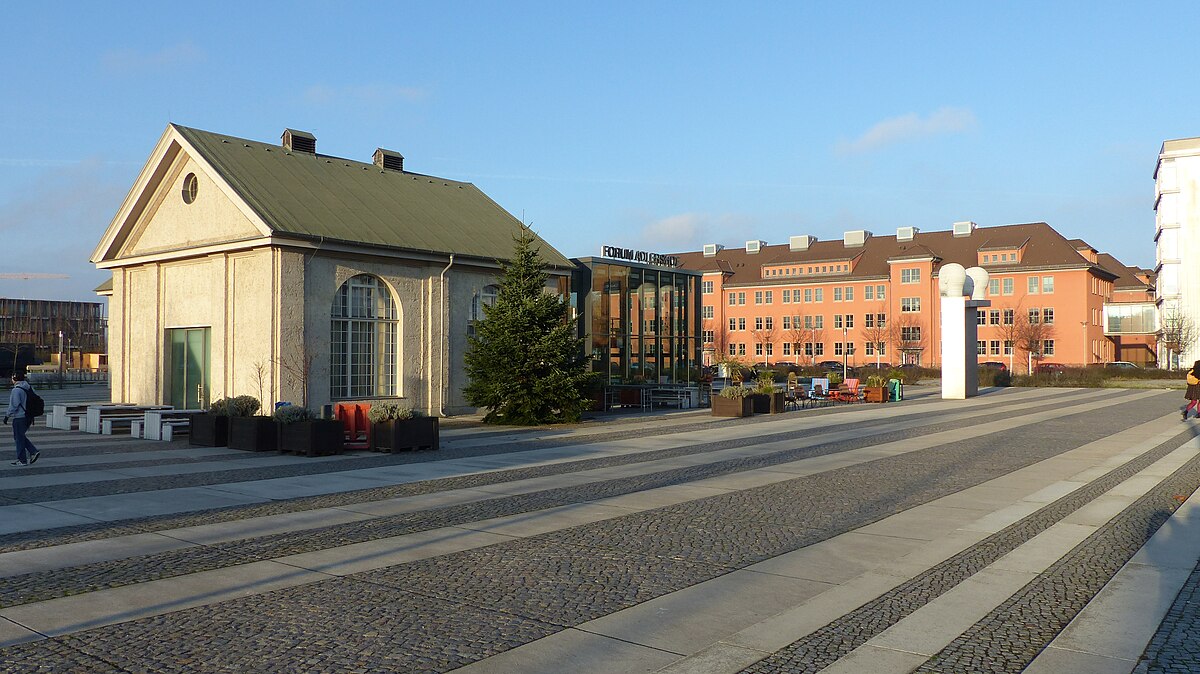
[0,386,1198,673]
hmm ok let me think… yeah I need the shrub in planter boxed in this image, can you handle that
[750,372,785,414]
[862,375,888,403]
[368,402,439,452]
[712,385,753,417]
[273,406,343,457]
[190,398,231,447]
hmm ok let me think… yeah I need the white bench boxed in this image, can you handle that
[101,415,143,435]
[144,409,207,441]
[86,405,172,434]
[161,421,192,442]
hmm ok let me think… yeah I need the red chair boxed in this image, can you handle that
[336,403,372,450]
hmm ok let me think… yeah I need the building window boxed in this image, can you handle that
[783,342,791,356]
[765,343,773,357]
[877,313,886,328]
[901,268,920,284]
[814,315,824,329]
[901,297,921,312]
[738,318,746,330]
[833,287,843,302]
[703,330,714,344]
[865,313,874,328]
[755,343,763,356]
[729,344,737,356]
[701,305,713,319]
[834,342,844,356]
[864,285,874,300]
[804,288,812,303]
[845,286,854,301]
[1028,309,1040,324]
[1002,278,1014,295]
[1043,308,1054,325]
[792,289,803,303]
[783,290,791,304]
[990,340,1001,355]
[813,342,824,356]
[182,173,199,204]
[765,316,774,330]
[755,291,764,305]
[738,292,746,305]
[755,317,764,331]
[330,274,398,400]
[902,326,922,342]
[1002,309,1013,325]
[814,288,824,302]
[1043,339,1055,356]
[738,343,746,355]
[764,290,773,304]
[989,279,1000,296]
[1003,340,1013,355]
[989,310,1000,325]
[1027,277,1039,294]
[834,314,844,329]
[729,318,737,332]
[977,310,986,325]
[876,285,886,300]
[782,316,791,330]
[702,280,714,294]
[977,340,987,355]
[728,293,737,306]
[470,284,498,326]
[845,314,854,329]
[1042,276,1054,294]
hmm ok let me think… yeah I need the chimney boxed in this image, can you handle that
[702,243,724,258]
[843,230,872,248]
[282,129,316,154]
[789,235,815,251]
[896,226,919,242]
[745,240,766,254]
[373,148,405,172]
[952,220,977,237]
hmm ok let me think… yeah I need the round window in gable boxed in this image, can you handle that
[182,173,199,204]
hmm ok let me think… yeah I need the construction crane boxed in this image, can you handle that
[0,273,69,279]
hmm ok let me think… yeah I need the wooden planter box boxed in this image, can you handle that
[750,392,786,414]
[712,395,753,417]
[768,391,787,413]
[863,386,888,403]
[278,419,344,457]
[189,414,229,447]
[228,416,278,451]
[371,417,440,452]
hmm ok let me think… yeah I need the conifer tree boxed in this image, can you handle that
[463,230,591,424]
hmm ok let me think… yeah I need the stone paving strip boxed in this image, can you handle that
[0,389,1139,611]
[1024,476,1200,674]
[474,417,1194,674]
[0,388,1090,545]
[0,391,1175,671]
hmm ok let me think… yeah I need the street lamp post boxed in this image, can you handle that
[842,326,849,380]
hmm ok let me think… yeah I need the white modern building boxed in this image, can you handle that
[1154,138,1200,368]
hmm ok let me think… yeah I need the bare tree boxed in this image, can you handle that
[750,322,779,365]
[251,360,270,408]
[860,312,889,367]
[888,314,927,366]
[276,347,317,410]
[785,322,814,365]
[1014,312,1056,373]
[1159,305,1197,370]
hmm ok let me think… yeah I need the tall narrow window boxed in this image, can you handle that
[331,275,399,399]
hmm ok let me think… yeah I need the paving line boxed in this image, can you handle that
[0,392,1168,649]
[0,389,1139,584]
[642,417,1194,674]
[0,389,1108,551]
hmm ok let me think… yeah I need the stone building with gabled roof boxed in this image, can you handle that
[92,124,572,414]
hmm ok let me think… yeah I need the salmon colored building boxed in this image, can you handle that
[675,222,1157,374]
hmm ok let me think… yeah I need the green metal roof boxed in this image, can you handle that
[174,124,572,267]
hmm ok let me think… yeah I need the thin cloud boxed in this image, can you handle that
[102,41,205,74]
[839,107,977,155]
[637,213,757,252]
[304,84,428,105]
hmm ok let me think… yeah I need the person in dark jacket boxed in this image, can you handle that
[4,372,40,466]
[1184,360,1200,421]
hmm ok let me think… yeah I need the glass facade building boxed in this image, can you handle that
[573,257,703,385]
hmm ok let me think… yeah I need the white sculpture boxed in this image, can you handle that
[965,267,989,300]
[938,263,966,297]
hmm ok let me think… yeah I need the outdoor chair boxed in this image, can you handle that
[812,385,831,406]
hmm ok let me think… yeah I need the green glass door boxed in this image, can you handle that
[167,328,210,409]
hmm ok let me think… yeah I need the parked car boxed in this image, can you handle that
[1104,361,1140,370]
[897,363,921,370]
[859,362,893,371]
[979,361,1008,371]
[1035,363,1066,374]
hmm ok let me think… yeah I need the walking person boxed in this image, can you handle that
[1184,360,1200,421]
[4,372,40,466]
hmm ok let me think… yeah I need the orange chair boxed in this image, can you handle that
[336,403,372,450]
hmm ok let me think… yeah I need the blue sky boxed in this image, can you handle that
[1,2,1195,302]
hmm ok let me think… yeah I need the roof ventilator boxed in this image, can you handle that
[702,243,724,258]
[897,226,919,242]
[843,230,872,248]
[282,129,316,154]
[745,240,766,254]
[789,235,815,251]
[373,148,405,172]
[952,220,977,237]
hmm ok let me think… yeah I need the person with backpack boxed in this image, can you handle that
[4,372,41,466]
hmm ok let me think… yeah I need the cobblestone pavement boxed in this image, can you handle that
[0,387,1196,673]
[1136,558,1200,674]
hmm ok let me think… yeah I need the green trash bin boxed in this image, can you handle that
[887,378,903,402]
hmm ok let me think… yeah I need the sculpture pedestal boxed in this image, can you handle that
[941,296,990,399]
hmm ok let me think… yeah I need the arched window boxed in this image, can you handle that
[330,275,398,399]
[469,284,499,334]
